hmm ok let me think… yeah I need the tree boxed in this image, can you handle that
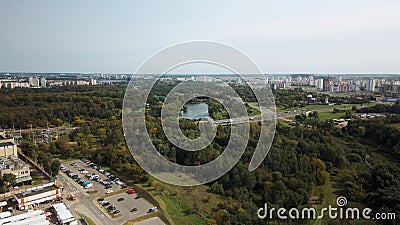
[210,182,224,195]
[345,110,352,119]
[57,135,73,157]
[2,173,16,187]
[50,159,61,176]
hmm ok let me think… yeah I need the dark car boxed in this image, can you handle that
[130,208,138,212]
[113,210,120,214]
[107,205,115,211]
[120,184,128,188]
[117,197,124,202]
[97,198,104,202]
[135,194,142,199]
[105,184,112,189]
[102,202,110,206]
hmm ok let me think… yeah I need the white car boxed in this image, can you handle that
[81,170,88,174]
[105,190,113,194]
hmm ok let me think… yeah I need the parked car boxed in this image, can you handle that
[148,207,157,213]
[105,190,113,194]
[101,201,110,206]
[97,198,104,201]
[127,189,136,194]
[135,194,142,199]
[117,198,124,202]
[130,208,138,212]
[113,210,120,214]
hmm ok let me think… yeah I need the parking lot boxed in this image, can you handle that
[98,192,154,219]
[60,159,157,224]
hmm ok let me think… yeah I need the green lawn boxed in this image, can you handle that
[138,177,238,225]
[278,103,376,113]
[318,112,346,120]
[160,195,206,225]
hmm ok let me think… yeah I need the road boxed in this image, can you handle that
[213,103,373,125]
[59,170,114,225]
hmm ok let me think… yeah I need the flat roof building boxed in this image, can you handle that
[0,210,48,225]
[14,183,61,210]
[0,156,31,185]
[51,203,77,225]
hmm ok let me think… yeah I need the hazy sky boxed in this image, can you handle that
[1,0,400,73]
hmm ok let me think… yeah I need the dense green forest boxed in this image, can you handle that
[0,84,398,224]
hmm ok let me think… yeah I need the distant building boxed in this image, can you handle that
[40,77,47,87]
[28,77,40,87]
[89,78,97,85]
[323,78,331,92]
[366,78,376,92]
[315,78,324,90]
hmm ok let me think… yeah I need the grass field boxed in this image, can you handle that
[136,178,239,225]
[278,103,375,113]
[318,112,346,120]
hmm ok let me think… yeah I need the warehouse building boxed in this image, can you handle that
[13,183,62,210]
[0,210,49,225]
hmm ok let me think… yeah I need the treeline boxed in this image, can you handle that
[356,101,400,114]
[0,85,124,128]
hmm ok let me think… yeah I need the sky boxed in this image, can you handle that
[0,0,400,74]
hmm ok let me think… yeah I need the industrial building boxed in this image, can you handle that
[13,183,62,210]
[0,156,31,185]
[51,203,78,225]
[0,210,49,225]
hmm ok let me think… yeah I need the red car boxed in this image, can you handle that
[127,189,136,194]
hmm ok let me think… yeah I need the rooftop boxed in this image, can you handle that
[0,156,28,170]
[15,183,57,199]
[0,142,15,148]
